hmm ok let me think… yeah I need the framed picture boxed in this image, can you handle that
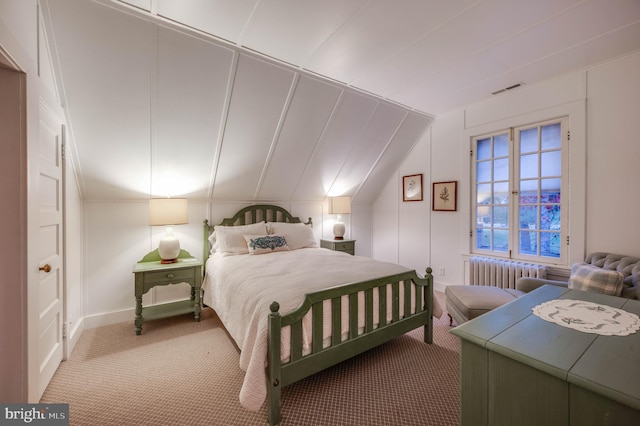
[433,181,457,211]
[402,174,423,202]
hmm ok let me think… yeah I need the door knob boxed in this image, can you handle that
[39,264,52,273]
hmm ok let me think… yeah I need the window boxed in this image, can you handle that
[472,118,568,262]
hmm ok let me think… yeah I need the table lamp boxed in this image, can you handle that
[149,198,188,263]
[328,196,351,240]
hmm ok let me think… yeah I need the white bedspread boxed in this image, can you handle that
[202,248,440,411]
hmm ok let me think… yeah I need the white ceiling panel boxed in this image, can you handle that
[332,103,407,197]
[47,0,155,199]
[294,91,378,200]
[357,113,432,202]
[153,27,235,199]
[257,76,342,200]
[241,0,366,66]
[157,0,258,43]
[120,0,150,11]
[353,0,583,99]
[42,0,640,203]
[212,55,295,199]
[304,0,476,83]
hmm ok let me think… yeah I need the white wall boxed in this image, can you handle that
[82,200,334,326]
[374,51,640,289]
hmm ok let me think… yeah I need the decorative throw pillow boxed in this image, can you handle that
[243,234,289,255]
[267,222,318,250]
[214,222,267,255]
[568,262,624,296]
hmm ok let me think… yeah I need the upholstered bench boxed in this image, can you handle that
[445,285,525,326]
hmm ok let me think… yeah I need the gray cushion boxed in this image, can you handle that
[569,262,624,296]
[445,285,525,323]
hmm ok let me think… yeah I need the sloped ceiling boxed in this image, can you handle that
[41,0,640,202]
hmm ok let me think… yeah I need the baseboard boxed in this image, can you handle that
[66,317,84,356]
[83,308,134,330]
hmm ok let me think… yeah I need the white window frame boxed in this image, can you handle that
[471,117,569,264]
[463,100,586,269]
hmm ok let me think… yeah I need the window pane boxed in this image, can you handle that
[541,151,561,177]
[494,134,509,157]
[520,180,538,204]
[541,205,560,230]
[477,160,491,182]
[520,153,538,179]
[494,158,509,180]
[476,228,491,249]
[494,182,509,204]
[520,128,538,153]
[493,230,509,252]
[541,232,561,258]
[493,206,508,228]
[541,123,561,150]
[519,230,537,255]
[541,178,561,203]
[476,206,490,225]
[477,138,491,160]
[477,183,491,205]
[519,206,538,230]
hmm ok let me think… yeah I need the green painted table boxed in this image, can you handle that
[450,285,640,426]
[133,250,202,335]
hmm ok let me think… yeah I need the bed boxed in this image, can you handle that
[202,204,435,425]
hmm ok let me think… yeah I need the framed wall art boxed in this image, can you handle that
[402,174,423,202]
[433,181,457,211]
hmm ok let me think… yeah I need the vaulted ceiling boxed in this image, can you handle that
[41,0,640,202]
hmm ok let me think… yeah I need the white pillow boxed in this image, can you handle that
[214,222,267,255]
[267,222,318,250]
[243,234,290,255]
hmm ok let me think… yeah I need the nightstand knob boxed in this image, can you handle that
[167,273,175,279]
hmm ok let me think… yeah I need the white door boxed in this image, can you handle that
[36,101,65,398]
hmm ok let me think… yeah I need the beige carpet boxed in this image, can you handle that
[41,295,460,425]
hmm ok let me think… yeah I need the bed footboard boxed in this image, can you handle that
[266,267,434,425]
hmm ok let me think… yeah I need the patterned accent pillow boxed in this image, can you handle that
[568,263,624,296]
[243,234,290,255]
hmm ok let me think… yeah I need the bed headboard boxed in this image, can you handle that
[202,204,312,264]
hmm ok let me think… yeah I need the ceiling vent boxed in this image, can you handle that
[491,82,524,95]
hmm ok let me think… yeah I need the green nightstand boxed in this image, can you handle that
[133,249,202,335]
[320,239,355,255]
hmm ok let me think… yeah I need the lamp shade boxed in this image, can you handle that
[149,198,188,226]
[328,196,351,215]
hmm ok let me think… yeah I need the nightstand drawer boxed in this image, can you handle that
[143,268,194,284]
[321,239,356,255]
[334,241,354,252]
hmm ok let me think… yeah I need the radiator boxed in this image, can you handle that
[469,256,547,289]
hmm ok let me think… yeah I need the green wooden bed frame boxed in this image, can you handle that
[203,204,433,425]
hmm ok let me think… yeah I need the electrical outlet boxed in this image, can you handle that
[439,267,445,276]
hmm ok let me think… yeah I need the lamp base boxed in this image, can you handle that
[161,258,178,264]
[333,222,346,240]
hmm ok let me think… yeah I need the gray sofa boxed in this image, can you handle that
[446,252,640,326]
[517,252,640,300]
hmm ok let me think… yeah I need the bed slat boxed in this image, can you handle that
[312,302,323,354]
[378,285,387,327]
[365,288,374,333]
[290,321,303,362]
[404,280,412,317]
[348,293,358,339]
[331,297,341,346]
[392,281,400,322]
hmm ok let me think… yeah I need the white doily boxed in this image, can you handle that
[532,299,640,336]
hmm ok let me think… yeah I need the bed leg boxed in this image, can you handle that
[424,267,434,344]
[267,302,282,425]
